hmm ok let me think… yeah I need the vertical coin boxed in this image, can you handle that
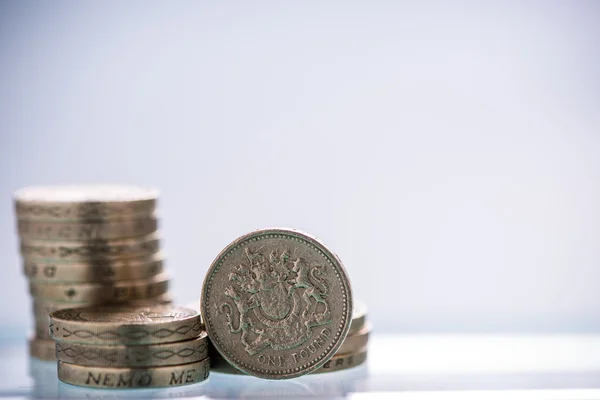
[201,228,353,379]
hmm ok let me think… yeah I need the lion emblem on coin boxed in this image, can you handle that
[219,247,331,355]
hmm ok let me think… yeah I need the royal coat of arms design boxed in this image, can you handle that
[218,247,332,355]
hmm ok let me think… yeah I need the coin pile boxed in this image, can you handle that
[49,305,210,388]
[209,300,370,375]
[14,185,171,361]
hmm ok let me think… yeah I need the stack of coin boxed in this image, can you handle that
[49,305,210,388]
[209,300,370,375]
[14,185,172,361]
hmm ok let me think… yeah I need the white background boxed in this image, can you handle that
[0,1,599,334]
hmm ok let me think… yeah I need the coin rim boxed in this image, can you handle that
[55,331,209,367]
[57,358,210,388]
[49,305,201,345]
[24,253,165,284]
[201,227,353,380]
[29,271,172,302]
[17,217,158,241]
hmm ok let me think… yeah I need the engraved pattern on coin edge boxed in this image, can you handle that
[51,321,202,341]
[56,341,208,363]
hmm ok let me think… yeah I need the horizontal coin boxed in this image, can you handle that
[30,272,170,303]
[57,359,209,389]
[33,293,173,319]
[18,217,158,241]
[337,323,370,355]
[312,347,367,374]
[20,233,160,262]
[50,304,202,345]
[29,336,56,361]
[349,300,367,335]
[24,254,164,283]
[56,332,208,367]
[14,184,158,221]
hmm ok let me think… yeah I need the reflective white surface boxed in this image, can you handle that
[2,334,599,399]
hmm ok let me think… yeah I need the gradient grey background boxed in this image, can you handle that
[1,1,599,335]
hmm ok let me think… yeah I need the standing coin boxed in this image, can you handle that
[30,272,170,303]
[56,332,208,367]
[201,228,353,379]
[20,233,160,262]
[17,217,158,241]
[14,184,158,221]
[24,254,164,284]
[49,305,202,345]
[57,359,210,389]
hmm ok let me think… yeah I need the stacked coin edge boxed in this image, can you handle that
[14,184,172,362]
[49,304,210,388]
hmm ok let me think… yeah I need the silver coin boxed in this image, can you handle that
[14,184,158,221]
[201,228,353,379]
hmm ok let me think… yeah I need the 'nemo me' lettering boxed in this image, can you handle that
[169,369,196,385]
[85,372,152,387]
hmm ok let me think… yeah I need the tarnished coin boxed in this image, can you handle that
[337,323,370,355]
[349,300,367,335]
[201,228,353,379]
[24,254,164,283]
[56,332,208,367]
[20,233,160,262]
[33,293,173,319]
[30,272,170,303]
[312,347,367,374]
[57,359,210,389]
[29,337,56,361]
[14,184,158,221]
[17,217,158,241]
[49,304,202,345]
